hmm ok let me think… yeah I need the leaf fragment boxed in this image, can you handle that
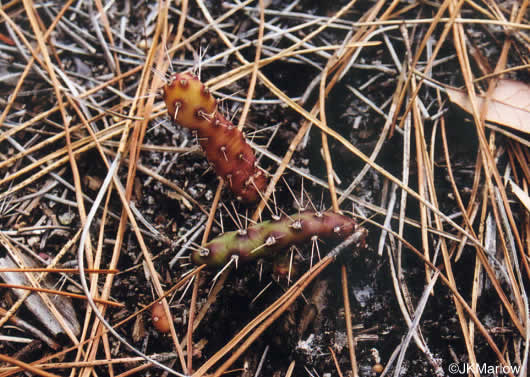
[447,79,530,134]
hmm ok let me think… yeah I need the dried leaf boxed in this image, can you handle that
[447,79,530,134]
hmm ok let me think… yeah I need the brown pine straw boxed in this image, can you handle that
[354,215,515,377]
[201,179,225,246]
[440,112,526,336]
[19,4,93,293]
[93,0,122,90]
[448,4,528,369]
[341,265,359,377]
[182,177,225,372]
[220,4,527,354]
[382,5,529,355]
[0,234,79,346]
[114,362,154,377]
[329,346,345,377]
[75,2,190,374]
[0,354,60,377]
[0,269,118,274]
[186,275,200,374]
[0,14,154,370]
[186,2,266,366]
[192,255,334,377]
[0,1,73,143]
[236,0,265,131]
[247,0,385,221]
[79,2,193,372]
[285,361,296,377]
[0,265,204,377]
[0,356,156,374]
[0,283,124,308]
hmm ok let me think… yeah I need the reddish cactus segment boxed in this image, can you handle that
[192,211,363,267]
[151,302,171,333]
[162,72,267,202]
[162,72,217,132]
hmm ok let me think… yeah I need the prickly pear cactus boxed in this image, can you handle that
[162,72,267,202]
[192,211,362,267]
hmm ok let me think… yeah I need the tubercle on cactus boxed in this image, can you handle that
[192,211,365,267]
[162,72,267,203]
